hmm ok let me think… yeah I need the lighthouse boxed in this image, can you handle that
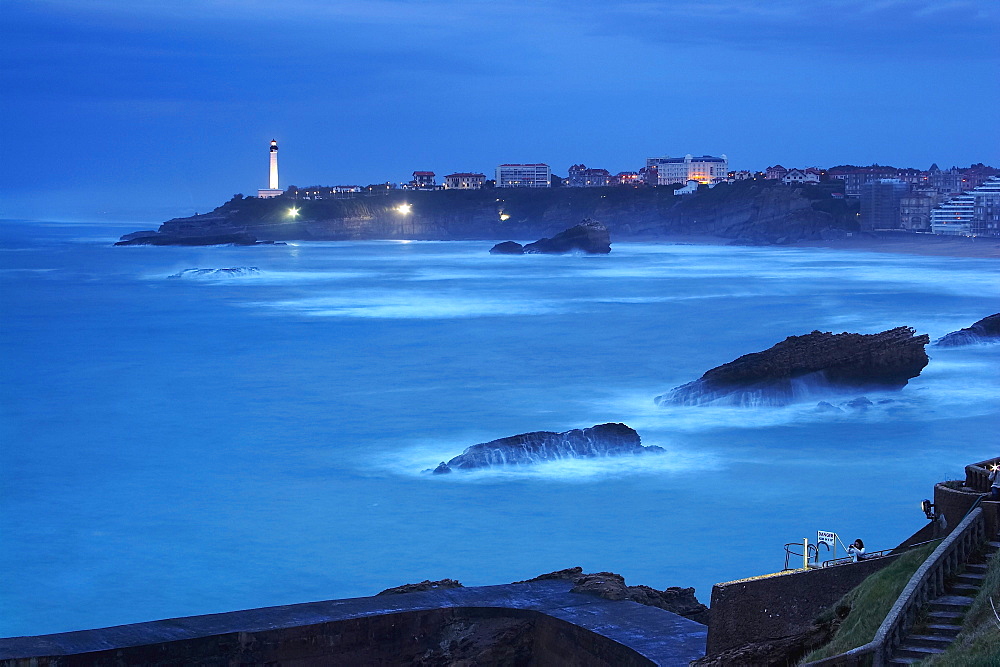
[257,139,283,198]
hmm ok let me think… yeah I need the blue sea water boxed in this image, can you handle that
[1,219,998,638]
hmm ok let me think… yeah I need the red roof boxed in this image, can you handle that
[445,173,485,178]
[412,171,435,176]
[498,163,549,167]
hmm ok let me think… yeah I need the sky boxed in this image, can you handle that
[3,0,999,222]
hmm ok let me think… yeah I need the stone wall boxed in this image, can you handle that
[706,556,901,656]
[934,482,1000,538]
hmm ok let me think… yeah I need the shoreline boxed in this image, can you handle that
[630,232,1000,260]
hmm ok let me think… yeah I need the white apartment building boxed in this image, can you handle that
[646,154,728,186]
[496,164,551,188]
[930,177,1000,237]
[930,193,975,236]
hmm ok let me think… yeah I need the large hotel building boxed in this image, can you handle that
[646,154,729,186]
[496,164,551,188]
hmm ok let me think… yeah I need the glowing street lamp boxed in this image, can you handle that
[395,203,412,215]
[287,206,300,218]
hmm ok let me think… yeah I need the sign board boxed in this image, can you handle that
[817,531,837,547]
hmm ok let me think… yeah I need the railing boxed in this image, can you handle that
[821,539,941,569]
[804,507,986,667]
[965,458,999,493]
[822,549,894,569]
[783,541,829,570]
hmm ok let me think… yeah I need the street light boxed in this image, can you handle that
[287,206,300,219]
[395,203,412,215]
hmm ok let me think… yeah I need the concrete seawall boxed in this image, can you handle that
[0,580,707,666]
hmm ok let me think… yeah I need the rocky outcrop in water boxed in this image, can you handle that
[430,423,660,473]
[115,231,262,246]
[168,267,261,279]
[656,327,930,407]
[520,567,709,625]
[522,219,611,254]
[489,241,526,254]
[489,220,612,255]
[935,313,1000,346]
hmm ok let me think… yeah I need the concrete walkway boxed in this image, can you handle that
[0,580,707,666]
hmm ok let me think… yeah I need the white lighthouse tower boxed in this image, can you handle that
[257,139,283,198]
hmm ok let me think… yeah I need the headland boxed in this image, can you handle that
[116,181,1000,259]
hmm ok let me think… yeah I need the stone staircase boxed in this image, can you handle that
[888,538,999,665]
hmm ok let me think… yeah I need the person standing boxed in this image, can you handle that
[988,463,1000,501]
[848,539,865,562]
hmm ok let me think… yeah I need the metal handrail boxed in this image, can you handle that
[804,507,986,667]
[820,539,942,569]
[783,541,827,570]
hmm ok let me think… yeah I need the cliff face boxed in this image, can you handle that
[123,181,858,244]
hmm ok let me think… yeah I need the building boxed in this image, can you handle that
[971,177,1000,236]
[860,179,910,231]
[647,154,728,185]
[616,172,642,186]
[639,165,658,186]
[496,164,551,188]
[930,193,976,236]
[673,180,701,195]
[443,173,485,190]
[297,186,362,200]
[567,164,612,187]
[765,165,788,181]
[257,139,283,198]
[408,171,437,189]
[899,190,937,231]
[782,169,820,186]
[828,166,902,198]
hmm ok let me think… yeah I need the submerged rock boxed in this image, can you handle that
[935,313,1000,346]
[115,232,261,246]
[656,327,930,407]
[522,219,611,254]
[168,267,261,279]
[431,422,660,473]
[489,241,525,254]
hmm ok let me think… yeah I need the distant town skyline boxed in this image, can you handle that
[4,0,999,222]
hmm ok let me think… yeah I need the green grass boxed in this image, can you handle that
[923,550,1000,666]
[802,542,939,662]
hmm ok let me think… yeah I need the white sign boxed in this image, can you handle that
[817,531,837,547]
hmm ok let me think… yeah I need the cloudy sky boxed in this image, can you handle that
[3,0,998,221]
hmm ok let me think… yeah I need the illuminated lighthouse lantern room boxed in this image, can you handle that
[257,140,283,198]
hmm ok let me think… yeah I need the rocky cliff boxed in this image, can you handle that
[116,180,859,245]
[657,327,930,407]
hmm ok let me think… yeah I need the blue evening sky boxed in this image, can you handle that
[3,0,998,221]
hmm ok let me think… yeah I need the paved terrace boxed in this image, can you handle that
[0,579,707,666]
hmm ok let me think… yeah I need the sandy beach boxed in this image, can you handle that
[644,232,1000,260]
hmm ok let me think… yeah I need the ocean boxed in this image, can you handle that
[1,219,998,638]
